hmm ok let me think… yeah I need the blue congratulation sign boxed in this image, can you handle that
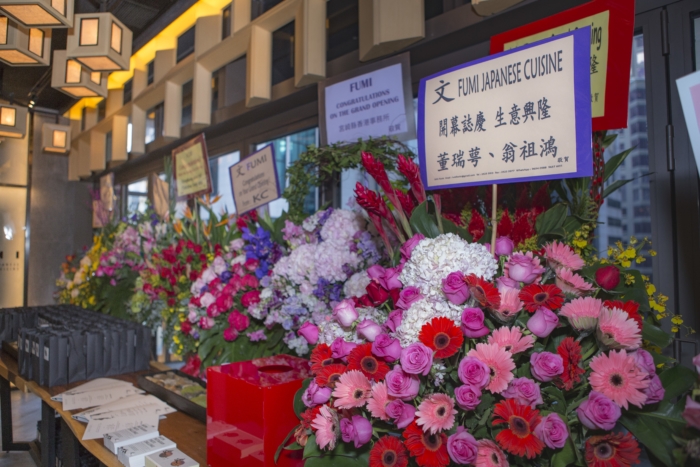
[418,28,592,190]
[228,144,281,214]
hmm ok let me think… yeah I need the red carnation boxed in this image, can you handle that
[555,337,585,391]
[596,265,620,290]
[241,290,261,307]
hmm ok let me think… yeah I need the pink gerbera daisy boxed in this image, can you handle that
[467,343,515,394]
[493,288,523,322]
[475,439,509,467]
[597,307,642,350]
[544,241,585,271]
[311,405,339,450]
[488,327,535,355]
[555,268,594,296]
[332,370,372,409]
[589,349,650,409]
[416,393,457,434]
[560,297,603,331]
[366,381,393,421]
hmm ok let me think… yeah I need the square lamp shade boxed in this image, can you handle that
[42,123,70,153]
[66,12,131,72]
[51,49,107,97]
[0,15,51,65]
[0,0,73,28]
[0,103,27,138]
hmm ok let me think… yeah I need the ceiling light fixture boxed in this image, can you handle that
[0,0,73,28]
[51,49,107,98]
[42,122,70,153]
[0,15,50,66]
[0,103,27,137]
[65,12,131,72]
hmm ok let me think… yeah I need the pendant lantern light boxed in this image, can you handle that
[51,49,107,98]
[0,0,73,28]
[65,12,131,72]
[0,103,27,138]
[42,122,70,153]
[0,15,51,65]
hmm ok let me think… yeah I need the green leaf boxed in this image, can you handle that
[409,201,440,238]
[642,321,673,349]
[477,226,492,245]
[603,147,633,183]
[602,132,618,149]
[442,217,472,242]
[551,437,576,467]
[535,203,568,236]
[542,386,567,416]
[294,379,312,419]
[659,364,697,401]
[603,179,634,198]
[275,425,297,464]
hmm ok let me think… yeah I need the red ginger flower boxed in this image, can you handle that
[604,300,643,328]
[465,274,501,309]
[355,183,401,239]
[585,432,641,467]
[396,190,415,216]
[397,154,426,204]
[492,399,544,459]
[555,337,585,391]
[402,421,449,467]
[362,151,393,193]
[419,317,463,359]
[310,343,334,374]
[519,283,565,312]
[348,343,390,382]
[369,435,409,467]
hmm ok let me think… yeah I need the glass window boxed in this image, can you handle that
[272,22,294,85]
[145,102,164,145]
[147,60,155,85]
[177,26,195,63]
[327,0,358,62]
[224,56,246,107]
[251,0,284,20]
[257,127,319,218]
[182,80,193,127]
[97,99,106,122]
[222,4,232,39]
[123,78,132,104]
[105,131,112,164]
[127,178,148,215]
[199,150,241,221]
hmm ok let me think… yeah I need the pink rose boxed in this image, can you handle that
[683,396,700,429]
[385,399,417,428]
[223,325,238,341]
[371,334,403,362]
[396,287,423,310]
[534,413,568,449]
[506,253,545,284]
[297,322,319,345]
[643,374,665,405]
[502,377,543,408]
[577,391,621,430]
[302,380,331,407]
[527,307,559,338]
[442,272,470,305]
[333,299,359,327]
[530,352,564,382]
[385,365,420,400]
[330,337,357,361]
[384,267,403,290]
[400,233,425,261]
[400,343,433,376]
[340,415,372,448]
[447,426,479,465]
[631,349,656,375]
[496,276,520,292]
[367,264,386,282]
[357,319,383,342]
[495,237,514,256]
[461,308,489,338]
[454,385,482,411]
[385,310,403,333]
[228,310,250,332]
[457,356,490,389]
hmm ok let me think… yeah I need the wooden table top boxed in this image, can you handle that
[0,351,207,467]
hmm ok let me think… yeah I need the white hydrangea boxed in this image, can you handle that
[316,306,386,345]
[344,270,371,299]
[320,209,366,249]
[285,334,309,356]
[399,233,498,301]
[432,362,448,387]
[396,297,463,347]
[314,242,360,283]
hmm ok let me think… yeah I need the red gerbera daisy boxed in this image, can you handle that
[419,317,464,359]
[585,432,641,467]
[492,399,545,459]
[519,283,565,312]
[556,337,585,391]
[300,405,322,430]
[402,421,450,467]
[465,274,501,309]
[310,343,335,374]
[348,343,390,382]
[369,435,409,467]
[315,363,347,388]
[604,300,643,328]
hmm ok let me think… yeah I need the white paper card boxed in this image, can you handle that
[52,378,133,402]
[74,395,174,422]
[62,385,144,411]
[104,424,159,454]
[83,413,159,440]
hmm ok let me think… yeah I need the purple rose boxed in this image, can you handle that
[385,309,403,333]
[297,322,319,345]
[534,413,568,449]
[527,307,559,338]
[576,391,621,430]
[400,343,433,376]
[302,380,332,407]
[396,287,423,310]
[333,299,358,327]
[384,267,403,290]
[501,377,543,408]
[331,337,357,361]
[461,308,490,338]
[683,396,700,429]
[458,356,491,389]
[340,415,373,448]
[385,399,417,429]
[447,426,479,465]
[367,264,386,282]
[454,385,482,411]
[644,374,665,405]
[400,233,425,261]
[530,352,564,382]
[357,319,383,342]
[694,353,700,374]
[506,253,545,284]
[495,237,514,257]
[497,276,520,293]
[385,365,420,400]
[631,349,656,375]
[442,272,470,305]
[371,334,403,362]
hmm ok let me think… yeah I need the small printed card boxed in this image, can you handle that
[117,436,176,467]
[145,448,199,467]
[104,424,159,454]
[83,413,159,440]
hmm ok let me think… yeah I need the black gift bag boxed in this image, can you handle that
[67,331,87,384]
[84,330,104,380]
[43,332,69,387]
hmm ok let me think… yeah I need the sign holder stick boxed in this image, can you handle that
[490,184,498,254]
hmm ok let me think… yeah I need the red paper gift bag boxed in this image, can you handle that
[207,355,310,467]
